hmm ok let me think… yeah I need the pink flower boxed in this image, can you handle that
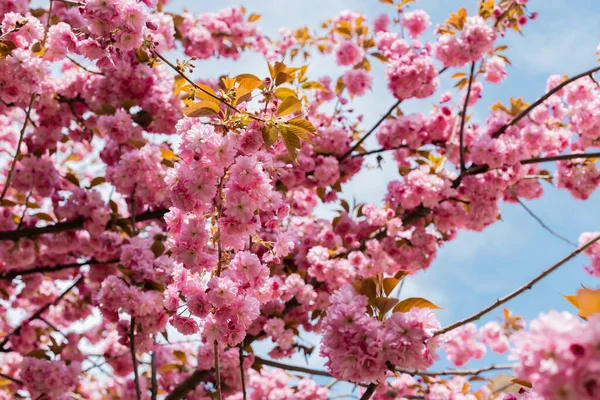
[484,56,507,83]
[342,69,373,96]
[335,40,364,66]
[401,10,431,38]
[170,315,199,335]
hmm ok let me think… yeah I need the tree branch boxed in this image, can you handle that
[435,233,600,336]
[0,209,167,241]
[164,369,213,400]
[340,100,402,161]
[491,66,600,138]
[0,372,22,386]
[0,276,82,350]
[520,151,600,165]
[352,145,407,158]
[254,356,333,377]
[0,258,118,280]
[390,363,514,377]
[360,383,378,400]
[459,62,476,172]
[512,192,577,247]
[151,350,158,400]
[214,341,222,400]
[129,318,142,400]
[0,94,37,201]
[239,347,247,400]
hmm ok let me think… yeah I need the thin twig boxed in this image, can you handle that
[151,350,158,400]
[214,341,222,400]
[38,316,67,339]
[435,234,600,336]
[491,65,600,138]
[352,145,407,158]
[254,356,332,377]
[340,100,401,161]
[459,62,476,172]
[0,276,82,350]
[239,347,247,400]
[129,319,142,400]
[391,363,514,377]
[512,192,577,247]
[42,0,53,47]
[1,94,37,201]
[0,372,22,385]
[66,56,103,75]
[15,192,31,230]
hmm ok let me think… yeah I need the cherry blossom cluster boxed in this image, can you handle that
[510,311,600,399]
[320,284,440,383]
[2,0,600,399]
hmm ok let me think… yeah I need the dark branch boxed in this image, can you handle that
[0,258,118,280]
[0,209,167,242]
[459,62,476,172]
[340,100,402,161]
[164,369,213,400]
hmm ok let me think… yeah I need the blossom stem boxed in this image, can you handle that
[239,347,247,400]
[42,0,54,47]
[214,341,222,400]
[129,318,142,400]
[0,94,37,202]
[435,234,600,336]
[459,62,476,172]
[151,350,158,400]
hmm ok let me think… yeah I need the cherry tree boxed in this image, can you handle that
[0,0,599,399]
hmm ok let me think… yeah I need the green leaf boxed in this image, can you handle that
[127,138,147,149]
[375,296,399,314]
[283,118,318,143]
[261,125,279,149]
[173,350,187,364]
[383,277,400,296]
[277,97,302,116]
[392,297,442,313]
[26,349,50,360]
[184,101,220,117]
[89,177,106,188]
[280,127,301,161]
[32,212,54,222]
[64,173,80,187]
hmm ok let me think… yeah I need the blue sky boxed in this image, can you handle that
[165,0,600,393]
